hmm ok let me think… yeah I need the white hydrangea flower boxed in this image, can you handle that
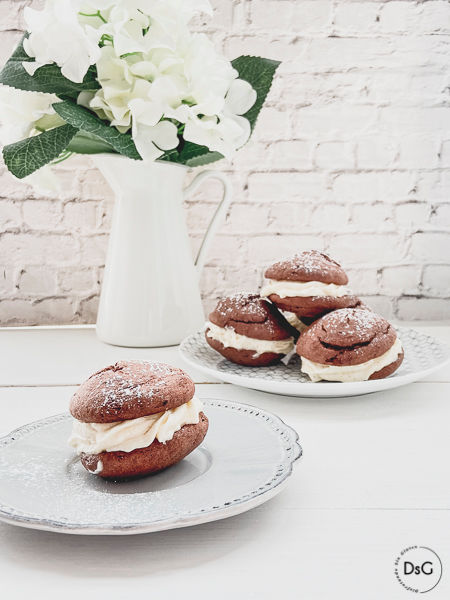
[80,0,212,23]
[184,79,257,158]
[23,0,102,83]
[0,85,64,192]
[20,0,257,162]
[79,0,117,11]
[131,116,179,161]
[0,85,60,144]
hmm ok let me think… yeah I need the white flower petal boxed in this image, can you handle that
[131,122,163,161]
[219,114,251,149]
[150,120,179,151]
[79,0,116,11]
[129,98,163,127]
[77,90,95,108]
[0,85,58,145]
[111,18,146,56]
[23,0,101,83]
[130,61,159,79]
[184,115,232,156]
[226,79,257,116]
[164,104,190,123]
[60,53,93,84]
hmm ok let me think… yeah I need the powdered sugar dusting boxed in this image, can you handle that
[284,251,338,274]
[71,361,194,422]
[210,292,293,339]
[215,292,268,320]
[321,308,390,339]
[98,361,173,408]
[266,250,348,285]
[298,308,397,366]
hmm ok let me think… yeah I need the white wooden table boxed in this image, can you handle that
[1,323,449,599]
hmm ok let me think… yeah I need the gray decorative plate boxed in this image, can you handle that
[0,399,301,535]
[180,328,450,398]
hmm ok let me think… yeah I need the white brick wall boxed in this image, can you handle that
[1,0,450,325]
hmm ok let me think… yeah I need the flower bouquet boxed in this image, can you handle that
[0,0,280,348]
[0,0,279,183]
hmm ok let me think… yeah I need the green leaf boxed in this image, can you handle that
[0,35,99,97]
[159,141,223,167]
[3,124,77,179]
[231,56,281,131]
[67,131,115,155]
[53,100,141,159]
[182,148,223,167]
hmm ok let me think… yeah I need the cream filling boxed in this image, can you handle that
[300,337,403,383]
[206,322,294,357]
[68,397,203,454]
[282,311,308,333]
[261,279,347,299]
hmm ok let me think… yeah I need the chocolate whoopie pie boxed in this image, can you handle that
[296,308,404,382]
[205,293,297,366]
[69,361,208,479]
[261,250,360,318]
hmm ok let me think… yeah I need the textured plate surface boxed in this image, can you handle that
[0,399,301,535]
[180,328,450,397]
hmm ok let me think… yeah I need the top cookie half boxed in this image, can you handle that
[265,250,348,285]
[70,361,195,423]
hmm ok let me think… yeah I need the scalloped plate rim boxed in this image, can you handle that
[0,399,302,535]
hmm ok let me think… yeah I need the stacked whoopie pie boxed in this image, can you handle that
[69,361,208,479]
[261,250,361,322]
[205,250,404,382]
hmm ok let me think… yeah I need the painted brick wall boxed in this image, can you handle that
[1,0,449,325]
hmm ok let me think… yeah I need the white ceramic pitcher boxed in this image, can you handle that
[93,154,231,347]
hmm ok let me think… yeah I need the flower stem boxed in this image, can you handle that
[99,33,114,47]
[79,10,107,24]
[50,151,73,166]
[120,52,140,59]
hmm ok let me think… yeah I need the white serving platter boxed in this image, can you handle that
[180,328,450,397]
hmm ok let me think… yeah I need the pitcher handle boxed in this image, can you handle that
[183,170,232,272]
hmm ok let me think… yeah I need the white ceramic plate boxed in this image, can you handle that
[180,328,450,397]
[0,399,301,535]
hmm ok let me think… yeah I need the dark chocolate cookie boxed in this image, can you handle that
[206,293,296,366]
[70,361,195,423]
[297,308,403,374]
[266,250,349,285]
[205,336,285,367]
[263,251,359,318]
[269,294,361,319]
[209,293,296,340]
